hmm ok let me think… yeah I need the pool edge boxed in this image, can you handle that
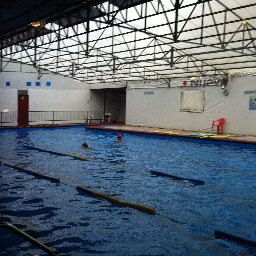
[84,125,256,146]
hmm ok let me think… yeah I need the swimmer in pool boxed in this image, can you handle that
[117,134,123,142]
[82,141,92,149]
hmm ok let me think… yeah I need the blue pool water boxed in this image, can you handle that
[0,126,256,256]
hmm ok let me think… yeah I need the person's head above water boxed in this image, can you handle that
[82,141,89,148]
[118,134,122,140]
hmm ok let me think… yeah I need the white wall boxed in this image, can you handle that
[126,74,256,135]
[0,61,90,111]
[90,90,105,122]
[28,90,89,111]
[0,60,90,125]
[0,89,17,112]
[2,60,256,134]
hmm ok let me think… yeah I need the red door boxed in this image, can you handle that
[18,95,29,126]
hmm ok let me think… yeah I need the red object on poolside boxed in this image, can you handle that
[212,118,225,135]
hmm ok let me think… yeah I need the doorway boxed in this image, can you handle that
[18,90,29,126]
[90,88,126,124]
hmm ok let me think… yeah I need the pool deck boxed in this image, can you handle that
[85,124,256,145]
[1,123,256,145]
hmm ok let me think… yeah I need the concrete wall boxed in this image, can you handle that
[90,90,105,122]
[0,60,126,126]
[0,61,90,111]
[126,74,256,135]
[0,60,90,125]
[2,59,256,134]
[0,63,90,111]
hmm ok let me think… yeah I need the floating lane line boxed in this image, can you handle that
[76,186,156,214]
[2,161,254,249]
[150,170,205,185]
[214,230,256,248]
[76,186,93,194]
[24,144,89,161]
[119,202,156,214]
[61,153,90,161]
[24,144,62,155]
[3,163,60,182]
[92,192,123,204]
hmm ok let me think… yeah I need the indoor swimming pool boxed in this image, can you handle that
[0,126,256,256]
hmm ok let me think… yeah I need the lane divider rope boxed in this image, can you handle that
[24,144,89,161]
[1,160,154,214]
[75,186,256,247]
[61,153,89,161]
[214,230,256,248]
[76,186,156,214]
[150,170,205,185]
[24,144,62,155]
[1,160,255,248]
[3,163,60,182]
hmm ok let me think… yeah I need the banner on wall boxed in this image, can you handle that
[180,91,205,113]
[249,95,256,110]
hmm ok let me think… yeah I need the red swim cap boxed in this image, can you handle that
[118,134,122,139]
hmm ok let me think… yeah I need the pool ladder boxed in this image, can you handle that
[0,222,56,256]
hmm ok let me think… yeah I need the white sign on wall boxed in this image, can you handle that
[244,90,256,94]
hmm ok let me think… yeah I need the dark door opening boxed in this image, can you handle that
[103,88,126,124]
[90,88,126,124]
[18,94,29,126]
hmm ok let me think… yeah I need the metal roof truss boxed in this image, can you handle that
[1,0,256,85]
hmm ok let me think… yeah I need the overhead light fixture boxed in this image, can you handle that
[31,20,46,27]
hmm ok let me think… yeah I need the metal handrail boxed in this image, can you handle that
[0,110,105,127]
[0,222,56,256]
